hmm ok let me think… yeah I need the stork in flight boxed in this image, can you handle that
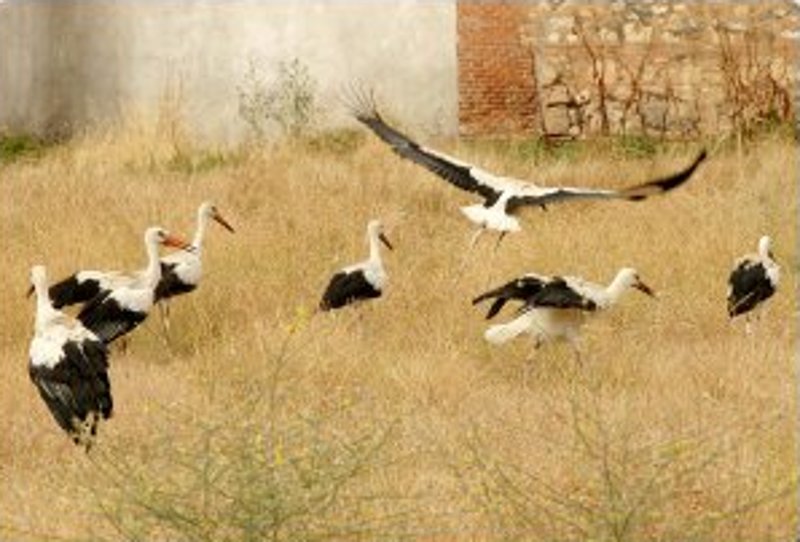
[28,265,113,450]
[476,268,655,363]
[349,93,707,248]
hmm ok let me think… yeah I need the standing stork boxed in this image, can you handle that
[76,227,191,344]
[727,235,779,326]
[349,94,707,248]
[155,202,235,331]
[43,227,194,310]
[320,220,393,311]
[478,268,655,362]
[28,265,113,450]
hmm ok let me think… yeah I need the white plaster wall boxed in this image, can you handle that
[0,0,457,141]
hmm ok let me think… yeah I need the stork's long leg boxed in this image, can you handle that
[151,301,173,350]
[567,331,584,367]
[452,227,486,285]
[117,337,129,355]
[493,231,507,252]
[158,302,171,334]
[470,227,485,249]
[480,230,510,287]
[522,335,544,389]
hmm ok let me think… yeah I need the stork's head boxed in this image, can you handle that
[367,219,393,251]
[758,235,774,260]
[200,201,235,233]
[617,267,655,297]
[144,226,192,251]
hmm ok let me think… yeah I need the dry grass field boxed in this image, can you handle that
[0,117,796,541]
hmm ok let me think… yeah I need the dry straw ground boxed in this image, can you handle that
[0,116,796,541]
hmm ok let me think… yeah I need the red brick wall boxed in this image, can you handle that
[457,2,537,137]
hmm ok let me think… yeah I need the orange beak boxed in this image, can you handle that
[162,234,193,252]
[213,212,235,233]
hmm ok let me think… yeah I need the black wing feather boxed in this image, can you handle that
[48,274,103,309]
[527,279,598,311]
[29,338,112,441]
[155,262,197,301]
[78,293,147,344]
[621,149,707,200]
[506,149,707,212]
[472,275,549,319]
[350,97,500,204]
[320,270,381,311]
[727,261,775,317]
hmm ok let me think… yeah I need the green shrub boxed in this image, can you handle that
[238,57,322,141]
[0,133,45,163]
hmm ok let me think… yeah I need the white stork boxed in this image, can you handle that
[44,227,193,310]
[727,235,779,322]
[28,265,113,450]
[155,202,235,330]
[75,227,191,344]
[350,94,707,247]
[477,268,655,361]
[320,220,393,311]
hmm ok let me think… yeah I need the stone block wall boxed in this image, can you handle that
[458,0,799,138]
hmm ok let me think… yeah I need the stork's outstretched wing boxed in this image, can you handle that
[506,150,707,213]
[350,90,706,217]
[349,94,502,204]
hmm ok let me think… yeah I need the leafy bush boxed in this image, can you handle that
[452,377,794,541]
[85,330,416,542]
[238,58,322,141]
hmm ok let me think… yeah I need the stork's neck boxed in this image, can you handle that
[367,230,383,265]
[34,282,57,332]
[192,211,209,252]
[605,273,631,305]
[143,236,162,287]
[758,242,772,261]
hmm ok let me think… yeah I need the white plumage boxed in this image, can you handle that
[349,93,707,246]
[28,265,113,450]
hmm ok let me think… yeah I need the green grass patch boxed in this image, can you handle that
[0,133,46,164]
[166,149,244,175]
[302,128,366,156]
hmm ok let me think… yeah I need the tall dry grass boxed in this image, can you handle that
[0,117,796,541]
